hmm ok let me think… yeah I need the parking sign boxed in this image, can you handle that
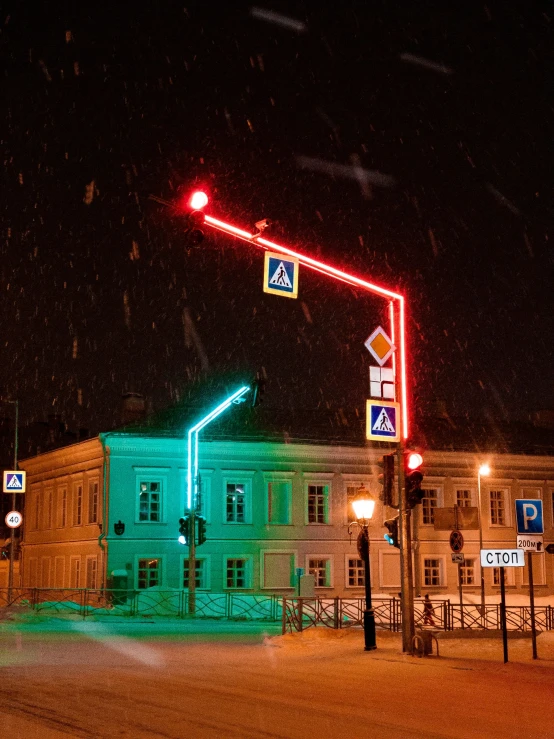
[515,499,543,535]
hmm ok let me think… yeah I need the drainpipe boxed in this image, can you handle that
[99,433,111,589]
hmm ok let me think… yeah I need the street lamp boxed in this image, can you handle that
[477,463,491,616]
[351,485,377,651]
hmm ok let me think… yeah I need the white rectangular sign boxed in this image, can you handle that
[480,549,525,568]
[516,535,543,552]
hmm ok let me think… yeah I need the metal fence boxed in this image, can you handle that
[0,588,281,621]
[281,597,554,634]
[0,589,552,633]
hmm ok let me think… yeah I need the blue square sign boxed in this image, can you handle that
[515,499,543,535]
[263,252,299,299]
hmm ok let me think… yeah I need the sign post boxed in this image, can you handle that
[480,548,525,663]
[515,499,543,661]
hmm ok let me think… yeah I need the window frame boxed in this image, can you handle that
[85,555,98,589]
[134,469,168,524]
[459,558,476,586]
[455,487,474,508]
[489,486,511,527]
[87,479,100,525]
[421,486,443,526]
[69,556,81,589]
[72,481,83,527]
[224,555,252,590]
[492,566,515,587]
[306,555,333,589]
[44,487,53,530]
[182,555,211,590]
[221,472,255,525]
[136,556,162,590]
[423,556,446,588]
[345,555,366,589]
[260,549,296,590]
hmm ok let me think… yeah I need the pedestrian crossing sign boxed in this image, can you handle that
[366,400,400,442]
[3,470,26,493]
[263,252,299,299]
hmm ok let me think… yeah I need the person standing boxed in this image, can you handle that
[423,594,436,626]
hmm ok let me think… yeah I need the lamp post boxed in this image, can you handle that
[477,463,490,616]
[351,485,377,651]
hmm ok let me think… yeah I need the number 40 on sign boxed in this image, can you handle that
[5,511,23,529]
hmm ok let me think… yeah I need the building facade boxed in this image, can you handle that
[18,431,554,597]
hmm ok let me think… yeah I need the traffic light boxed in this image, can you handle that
[405,451,424,508]
[251,371,266,407]
[178,516,190,545]
[384,517,400,548]
[197,516,207,546]
[378,453,395,507]
[180,190,208,247]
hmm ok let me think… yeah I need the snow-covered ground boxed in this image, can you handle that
[1,620,553,738]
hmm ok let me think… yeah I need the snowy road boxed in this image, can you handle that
[1,625,553,738]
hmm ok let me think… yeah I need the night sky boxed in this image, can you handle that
[1,1,552,437]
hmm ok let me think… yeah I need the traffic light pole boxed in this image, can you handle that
[188,508,196,615]
[397,441,415,652]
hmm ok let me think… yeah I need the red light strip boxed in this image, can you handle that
[204,212,409,438]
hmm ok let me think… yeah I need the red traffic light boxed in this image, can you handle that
[189,191,208,210]
[406,452,423,470]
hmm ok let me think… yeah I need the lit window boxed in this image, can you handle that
[138,481,161,522]
[137,558,160,589]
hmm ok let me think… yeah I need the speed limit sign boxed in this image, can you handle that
[5,511,22,528]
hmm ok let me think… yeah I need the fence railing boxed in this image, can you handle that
[0,589,552,633]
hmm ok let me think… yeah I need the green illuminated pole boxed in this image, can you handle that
[185,386,250,614]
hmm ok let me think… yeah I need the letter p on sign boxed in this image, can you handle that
[515,499,543,535]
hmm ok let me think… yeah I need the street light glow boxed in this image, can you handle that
[352,486,376,522]
[479,463,491,477]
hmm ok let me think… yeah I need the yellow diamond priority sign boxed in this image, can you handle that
[364,326,395,366]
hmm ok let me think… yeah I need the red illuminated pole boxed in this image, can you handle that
[170,192,416,650]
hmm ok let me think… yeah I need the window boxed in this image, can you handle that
[307,484,329,524]
[346,484,363,521]
[138,481,161,522]
[493,567,514,586]
[73,483,83,526]
[456,489,472,507]
[347,558,365,587]
[54,557,65,588]
[459,559,475,585]
[34,493,40,530]
[308,558,331,587]
[262,552,294,589]
[267,481,292,524]
[422,489,439,525]
[183,559,206,589]
[70,557,81,588]
[226,483,246,523]
[423,558,442,587]
[45,489,53,529]
[88,481,99,524]
[57,487,67,528]
[226,558,248,588]
[490,489,507,525]
[41,557,51,587]
[86,556,98,589]
[137,558,160,589]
